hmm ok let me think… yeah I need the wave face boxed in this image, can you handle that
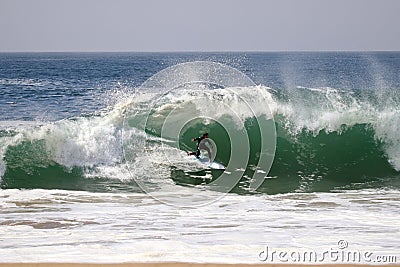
[1,82,400,194]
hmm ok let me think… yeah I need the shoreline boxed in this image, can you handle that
[0,263,398,267]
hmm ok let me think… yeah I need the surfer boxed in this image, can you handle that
[188,132,212,159]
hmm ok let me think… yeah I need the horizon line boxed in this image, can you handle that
[0,49,399,53]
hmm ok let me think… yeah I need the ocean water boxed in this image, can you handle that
[0,52,399,263]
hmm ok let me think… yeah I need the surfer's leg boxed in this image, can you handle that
[187,151,200,158]
[205,148,212,161]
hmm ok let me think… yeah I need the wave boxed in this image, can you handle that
[0,78,63,87]
[1,85,400,193]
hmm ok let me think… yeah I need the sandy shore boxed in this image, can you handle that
[0,263,398,267]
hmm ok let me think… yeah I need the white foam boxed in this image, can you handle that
[147,85,275,127]
[374,110,400,171]
[0,188,399,263]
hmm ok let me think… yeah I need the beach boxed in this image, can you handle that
[1,264,399,267]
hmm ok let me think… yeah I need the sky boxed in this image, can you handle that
[0,0,399,52]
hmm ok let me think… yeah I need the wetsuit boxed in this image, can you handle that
[189,136,211,158]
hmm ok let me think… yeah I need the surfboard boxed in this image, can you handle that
[191,155,225,170]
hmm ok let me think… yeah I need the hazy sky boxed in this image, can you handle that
[0,0,399,52]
